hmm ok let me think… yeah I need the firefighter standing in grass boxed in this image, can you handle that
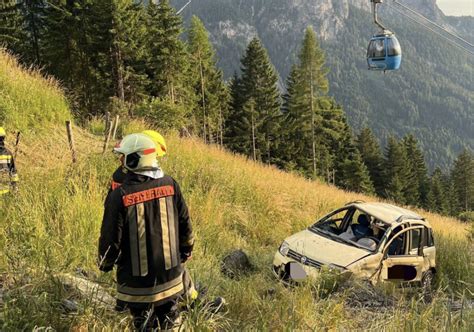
[0,127,19,195]
[98,133,194,330]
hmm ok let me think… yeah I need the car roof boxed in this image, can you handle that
[349,202,424,225]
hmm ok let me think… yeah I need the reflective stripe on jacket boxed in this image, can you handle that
[99,173,194,305]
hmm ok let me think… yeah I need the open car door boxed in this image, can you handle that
[380,226,425,282]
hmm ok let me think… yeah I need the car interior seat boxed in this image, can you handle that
[352,214,373,239]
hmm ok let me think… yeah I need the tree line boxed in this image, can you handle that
[1,0,472,220]
[0,0,228,141]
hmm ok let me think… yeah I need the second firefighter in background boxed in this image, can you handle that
[98,132,194,329]
[0,127,19,195]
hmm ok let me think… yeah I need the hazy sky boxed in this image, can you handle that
[437,0,473,16]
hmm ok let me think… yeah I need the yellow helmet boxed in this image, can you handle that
[142,130,167,157]
[0,127,5,137]
[113,133,157,171]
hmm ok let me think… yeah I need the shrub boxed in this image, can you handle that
[458,211,474,223]
[134,97,190,131]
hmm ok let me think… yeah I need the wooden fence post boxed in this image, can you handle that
[112,115,120,141]
[104,111,111,135]
[102,120,113,154]
[13,131,21,160]
[65,121,77,163]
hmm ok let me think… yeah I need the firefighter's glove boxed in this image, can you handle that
[99,264,113,272]
[97,257,114,272]
[181,252,192,263]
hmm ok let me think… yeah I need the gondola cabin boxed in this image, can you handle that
[367,33,402,71]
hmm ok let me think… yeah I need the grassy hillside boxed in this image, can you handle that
[0,49,70,133]
[0,51,473,331]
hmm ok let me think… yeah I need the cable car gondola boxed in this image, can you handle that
[367,0,402,71]
[367,32,402,70]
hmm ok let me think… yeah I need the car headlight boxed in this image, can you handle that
[328,263,346,272]
[279,241,290,256]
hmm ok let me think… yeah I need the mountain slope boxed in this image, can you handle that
[172,0,474,169]
[1,50,473,330]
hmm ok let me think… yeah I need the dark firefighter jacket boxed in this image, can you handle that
[98,172,194,305]
[110,166,127,191]
[0,145,18,195]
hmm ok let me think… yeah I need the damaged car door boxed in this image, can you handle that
[380,226,425,282]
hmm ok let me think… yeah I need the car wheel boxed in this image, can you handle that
[421,270,434,303]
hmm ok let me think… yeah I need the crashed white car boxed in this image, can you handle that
[273,202,436,287]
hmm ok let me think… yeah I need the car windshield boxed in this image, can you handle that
[310,208,388,252]
[310,224,373,251]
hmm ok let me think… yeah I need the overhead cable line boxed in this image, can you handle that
[392,0,474,48]
[176,0,193,15]
[386,2,474,56]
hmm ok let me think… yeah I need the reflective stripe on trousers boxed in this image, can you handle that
[117,273,184,303]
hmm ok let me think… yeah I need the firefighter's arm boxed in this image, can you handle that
[98,191,124,272]
[174,180,194,262]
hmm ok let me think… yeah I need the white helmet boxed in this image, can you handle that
[113,133,157,171]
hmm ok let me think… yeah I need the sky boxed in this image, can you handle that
[437,0,473,16]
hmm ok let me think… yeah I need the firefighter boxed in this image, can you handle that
[109,130,167,192]
[98,133,194,330]
[107,130,199,308]
[0,127,19,195]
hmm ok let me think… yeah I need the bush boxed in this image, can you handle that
[458,211,474,223]
[86,117,106,136]
[118,118,149,137]
[106,97,130,117]
[134,97,190,131]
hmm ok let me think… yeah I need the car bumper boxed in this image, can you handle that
[273,251,320,281]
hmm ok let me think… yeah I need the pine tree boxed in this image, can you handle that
[339,149,375,194]
[244,98,258,160]
[109,0,149,105]
[188,15,229,144]
[145,0,193,107]
[426,168,449,214]
[296,27,329,177]
[225,73,245,152]
[21,0,46,64]
[226,38,281,163]
[442,176,459,216]
[320,99,352,184]
[278,65,300,170]
[402,134,429,207]
[356,127,385,196]
[285,27,330,178]
[451,150,474,212]
[0,1,24,55]
[0,0,45,65]
[384,136,409,203]
[42,0,104,115]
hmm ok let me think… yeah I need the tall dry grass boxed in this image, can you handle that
[1,130,472,330]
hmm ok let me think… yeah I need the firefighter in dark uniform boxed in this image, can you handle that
[99,133,194,330]
[0,127,19,195]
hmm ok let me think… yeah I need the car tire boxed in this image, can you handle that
[421,270,434,303]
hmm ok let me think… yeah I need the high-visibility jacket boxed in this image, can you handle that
[98,172,194,305]
[0,145,18,195]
